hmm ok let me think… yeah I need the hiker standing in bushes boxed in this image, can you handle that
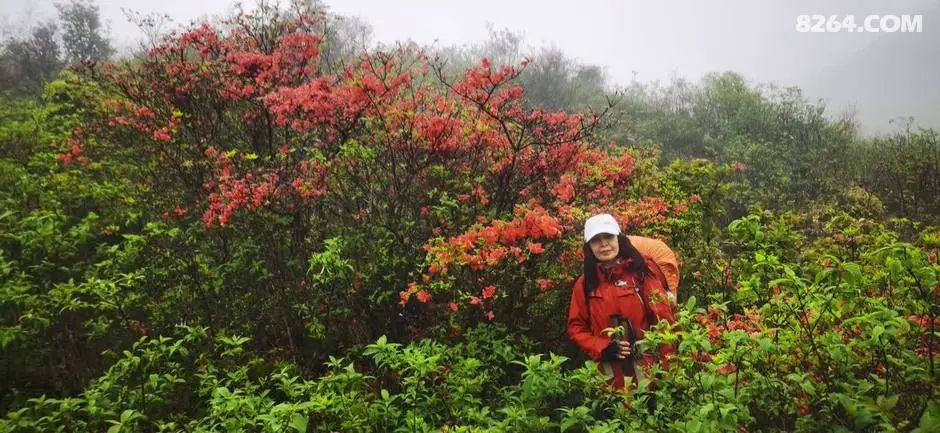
[567,213,677,391]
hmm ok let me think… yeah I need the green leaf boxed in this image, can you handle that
[912,400,940,433]
[561,417,577,432]
[701,374,714,390]
[290,412,308,433]
[815,268,836,284]
[800,381,816,396]
[699,402,715,417]
[842,263,863,286]
[876,395,898,412]
[836,394,857,418]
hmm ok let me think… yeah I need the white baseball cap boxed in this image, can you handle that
[583,213,621,243]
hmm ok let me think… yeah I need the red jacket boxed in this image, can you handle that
[567,255,676,390]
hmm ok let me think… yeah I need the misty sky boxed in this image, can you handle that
[2,0,937,133]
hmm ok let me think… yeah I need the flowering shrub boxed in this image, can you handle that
[42,7,693,355]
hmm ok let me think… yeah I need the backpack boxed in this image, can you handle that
[626,235,680,299]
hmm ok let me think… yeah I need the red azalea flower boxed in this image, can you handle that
[416,290,432,303]
[398,291,409,306]
[153,128,172,142]
[717,362,737,374]
[527,242,544,254]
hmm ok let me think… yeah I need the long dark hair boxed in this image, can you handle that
[582,234,650,295]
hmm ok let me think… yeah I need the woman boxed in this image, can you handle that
[567,213,676,390]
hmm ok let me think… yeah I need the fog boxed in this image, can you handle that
[2,0,936,135]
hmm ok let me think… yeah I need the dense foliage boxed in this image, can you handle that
[1,3,937,432]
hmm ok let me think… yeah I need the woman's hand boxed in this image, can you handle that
[616,340,631,359]
[601,340,632,361]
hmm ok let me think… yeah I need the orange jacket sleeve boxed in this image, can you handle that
[567,277,612,361]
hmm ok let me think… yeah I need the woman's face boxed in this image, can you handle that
[588,233,619,264]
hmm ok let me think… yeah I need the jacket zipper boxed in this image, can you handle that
[631,278,646,310]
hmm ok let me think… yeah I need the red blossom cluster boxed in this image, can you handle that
[201,147,281,228]
[159,204,190,224]
[424,205,562,274]
[614,197,686,230]
[56,136,88,166]
[536,278,555,292]
[399,282,430,306]
[796,393,811,416]
[128,320,149,336]
[529,148,637,208]
[716,362,737,374]
[399,281,499,321]
[469,285,499,320]
[909,315,939,357]
[175,23,220,57]
[695,307,764,345]
[98,98,183,152]
[450,58,524,108]
[291,159,328,200]
[909,315,938,328]
[72,16,689,234]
